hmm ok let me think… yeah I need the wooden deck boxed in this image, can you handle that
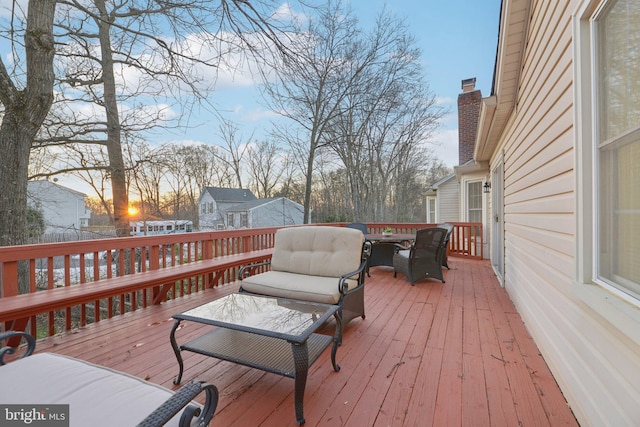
[29,257,578,426]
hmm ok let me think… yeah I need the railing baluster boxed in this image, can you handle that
[0,225,480,339]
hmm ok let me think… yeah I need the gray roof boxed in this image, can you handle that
[28,180,87,198]
[225,197,304,212]
[202,187,256,203]
[228,198,275,211]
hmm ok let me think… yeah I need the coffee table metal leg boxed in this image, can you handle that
[169,319,184,385]
[331,312,342,372]
[291,342,309,425]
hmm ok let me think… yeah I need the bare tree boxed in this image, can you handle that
[0,0,56,249]
[124,140,168,219]
[246,140,285,198]
[261,0,368,223]
[261,1,438,223]
[1,0,303,246]
[216,119,251,189]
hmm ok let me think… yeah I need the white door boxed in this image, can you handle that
[491,159,504,283]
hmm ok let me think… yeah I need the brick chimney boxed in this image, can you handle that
[457,78,482,165]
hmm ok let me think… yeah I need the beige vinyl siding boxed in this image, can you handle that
[490,0,640,425]
[436,178,459,222]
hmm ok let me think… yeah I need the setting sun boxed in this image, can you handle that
[127,206,138,216]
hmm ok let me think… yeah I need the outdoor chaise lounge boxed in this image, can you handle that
[238,225,370,327]
[0,331,218,427]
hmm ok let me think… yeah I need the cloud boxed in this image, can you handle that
[166,139,204,147]
[238,106,281,122]
[271,2,308,24]
[435,96,455,105]
[431,128,459,167]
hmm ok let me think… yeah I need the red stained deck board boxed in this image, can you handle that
[15,258,578,427]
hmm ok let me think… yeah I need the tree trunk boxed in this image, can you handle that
[0,0,56,251]
[95,0,129,237]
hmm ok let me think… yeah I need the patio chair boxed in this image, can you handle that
[347,222,373,275]
[346,222,369,234]
[0,331,219,427]
[437,222,454,269]
[238,226,370,327]
[393,227,448,285]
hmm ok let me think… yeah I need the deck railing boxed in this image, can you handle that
[0,222,482,338]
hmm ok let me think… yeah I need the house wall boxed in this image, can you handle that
[491,1,639,425]
[197,192,219,229]
[250,199,304,228]
[436,178,460,223]
[27,181,89,234]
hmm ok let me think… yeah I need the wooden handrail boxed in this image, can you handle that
[0,223,482,338]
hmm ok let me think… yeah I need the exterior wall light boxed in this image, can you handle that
[483,181,491,193]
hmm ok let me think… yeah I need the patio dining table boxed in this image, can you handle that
[364,233,415,269]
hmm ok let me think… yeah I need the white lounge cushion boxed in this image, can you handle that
[0,353,200,427]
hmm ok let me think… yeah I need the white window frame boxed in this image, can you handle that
[426,196,437,223]
[465,179,483,223]
[573,0,640,345]
[587,0,639,303]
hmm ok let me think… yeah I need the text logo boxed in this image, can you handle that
[0,405,69,426]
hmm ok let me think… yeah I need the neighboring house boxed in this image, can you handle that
[470,1,640,425]
[197,187,304,229]
[224,197,304,229]
[27,180,90,234]
[425,173,459,223]
[198,187,257,230]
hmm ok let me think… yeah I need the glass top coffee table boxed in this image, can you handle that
[169,292,342,425]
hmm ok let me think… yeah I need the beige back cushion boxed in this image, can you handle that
[271,226,364,277]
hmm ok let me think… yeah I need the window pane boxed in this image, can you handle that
[599,137,640,294]
[596,0,640,297]
[597,0,640,142]
[468,181,482,223]
[428,198,436,222]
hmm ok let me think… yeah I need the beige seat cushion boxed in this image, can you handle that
[270,226,364,277]
[240,271,358,304]
[0,353,200,427]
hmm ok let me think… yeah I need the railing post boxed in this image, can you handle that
[0,261,19,298]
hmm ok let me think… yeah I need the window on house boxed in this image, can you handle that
[227,213,234,226]
[427,197,436,223]
[240,212,248,228]
[201,204,206,214]
[595,0,640,298]
[467,181,482,223]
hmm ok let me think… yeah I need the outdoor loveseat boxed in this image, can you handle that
[238,226,370,328]
[0,331,218,427]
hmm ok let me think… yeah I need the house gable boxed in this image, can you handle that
[223,197,304,229]
[197,187,257,230]
[27,180,90,234]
